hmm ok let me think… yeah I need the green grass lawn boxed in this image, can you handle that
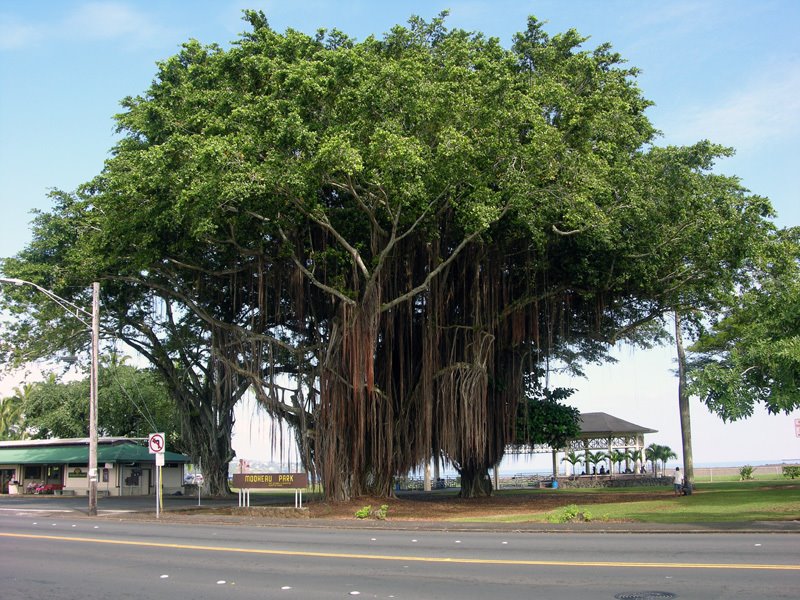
[454,479,800,524]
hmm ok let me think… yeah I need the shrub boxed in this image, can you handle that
[354,504,389,520]
[547,504,593,523]
[782,465,800,479]
[739,465,755,481]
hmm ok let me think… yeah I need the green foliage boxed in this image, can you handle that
[584,451,608,474]
[354,504,389,520]
[645,443,677,476]
[608,449,628,474]
[560,450,584,470]
[689,231,800,420]
[0,387,27,440]
[739,465,755,481]
[547,504,593,523]
[513,370,579,449]
[17,361,186,452]
[782,465,800,479]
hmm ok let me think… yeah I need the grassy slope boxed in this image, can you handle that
[454,479,800,524]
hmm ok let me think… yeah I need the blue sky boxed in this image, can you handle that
[1,1,799,467]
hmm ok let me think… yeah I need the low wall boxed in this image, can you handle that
[556,476,670,489]
[693,464,794,479]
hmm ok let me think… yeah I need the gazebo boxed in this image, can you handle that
[564,412,657,476]
[506,411,657,477]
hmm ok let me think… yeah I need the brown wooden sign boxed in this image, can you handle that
[232,472,308,489]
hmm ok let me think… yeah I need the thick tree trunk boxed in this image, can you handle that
[674,311,694,491]
[458,461,493,498]
[317,287,397,501]
[178,387,236,497]
[192,423,234,496]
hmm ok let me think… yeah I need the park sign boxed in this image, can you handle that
[232,472,308,489]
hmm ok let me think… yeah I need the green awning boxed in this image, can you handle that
[0,443,189,465]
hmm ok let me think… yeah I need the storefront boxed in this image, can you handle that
[0,437,190,496]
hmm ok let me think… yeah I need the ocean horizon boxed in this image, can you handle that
[405,457,800,480]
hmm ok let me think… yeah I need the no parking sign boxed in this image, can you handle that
[148,433,166,518]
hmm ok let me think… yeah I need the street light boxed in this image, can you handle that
[0,277,101,516]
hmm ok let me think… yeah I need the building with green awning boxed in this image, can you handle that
[0,438,190,496]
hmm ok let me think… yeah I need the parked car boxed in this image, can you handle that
[183,473,204,485]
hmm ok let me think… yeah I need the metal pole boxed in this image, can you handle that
[88,282,100,516]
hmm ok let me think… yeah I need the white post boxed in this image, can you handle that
[155,465,160,518]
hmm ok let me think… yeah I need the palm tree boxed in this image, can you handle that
[628,449,643,474]
[608,449,628,475]
[560,450,583,477]
[645,443,678,476]
[0,385,28,440]
[585,450,608,476]
[658,445,678,476]
[645,443,660,475]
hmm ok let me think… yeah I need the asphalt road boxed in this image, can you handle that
[1,511,798,600]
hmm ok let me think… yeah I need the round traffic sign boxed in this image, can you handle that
[148,433,165,454]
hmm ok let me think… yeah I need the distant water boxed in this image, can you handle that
[693,459,800,468]
[406,457,800,479]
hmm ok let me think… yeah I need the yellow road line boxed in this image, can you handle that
[1,532,797,571]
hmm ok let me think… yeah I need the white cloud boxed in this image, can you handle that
[660,62,800,151]
[0,15,43,49]
[63,1,159,42]
[633,0,716,29]
[1,2,167,51]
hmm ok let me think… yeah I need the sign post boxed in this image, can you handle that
[148,433,166,518]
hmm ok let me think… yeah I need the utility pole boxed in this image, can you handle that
[0,277,101,515]
[88,281,100,516]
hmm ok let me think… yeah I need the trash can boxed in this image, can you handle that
[551,480,559,489]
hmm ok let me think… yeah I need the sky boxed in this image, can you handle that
[1,1,799,470]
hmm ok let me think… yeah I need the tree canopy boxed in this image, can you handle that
[688,230,800,421]
[2,361,186,451]
[0,12,782,500]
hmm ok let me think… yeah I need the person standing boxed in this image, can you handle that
[673,467,684,496]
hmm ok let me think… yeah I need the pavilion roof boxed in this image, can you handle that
[577,412,657,438]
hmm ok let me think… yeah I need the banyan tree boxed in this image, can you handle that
[1,13,774,501]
